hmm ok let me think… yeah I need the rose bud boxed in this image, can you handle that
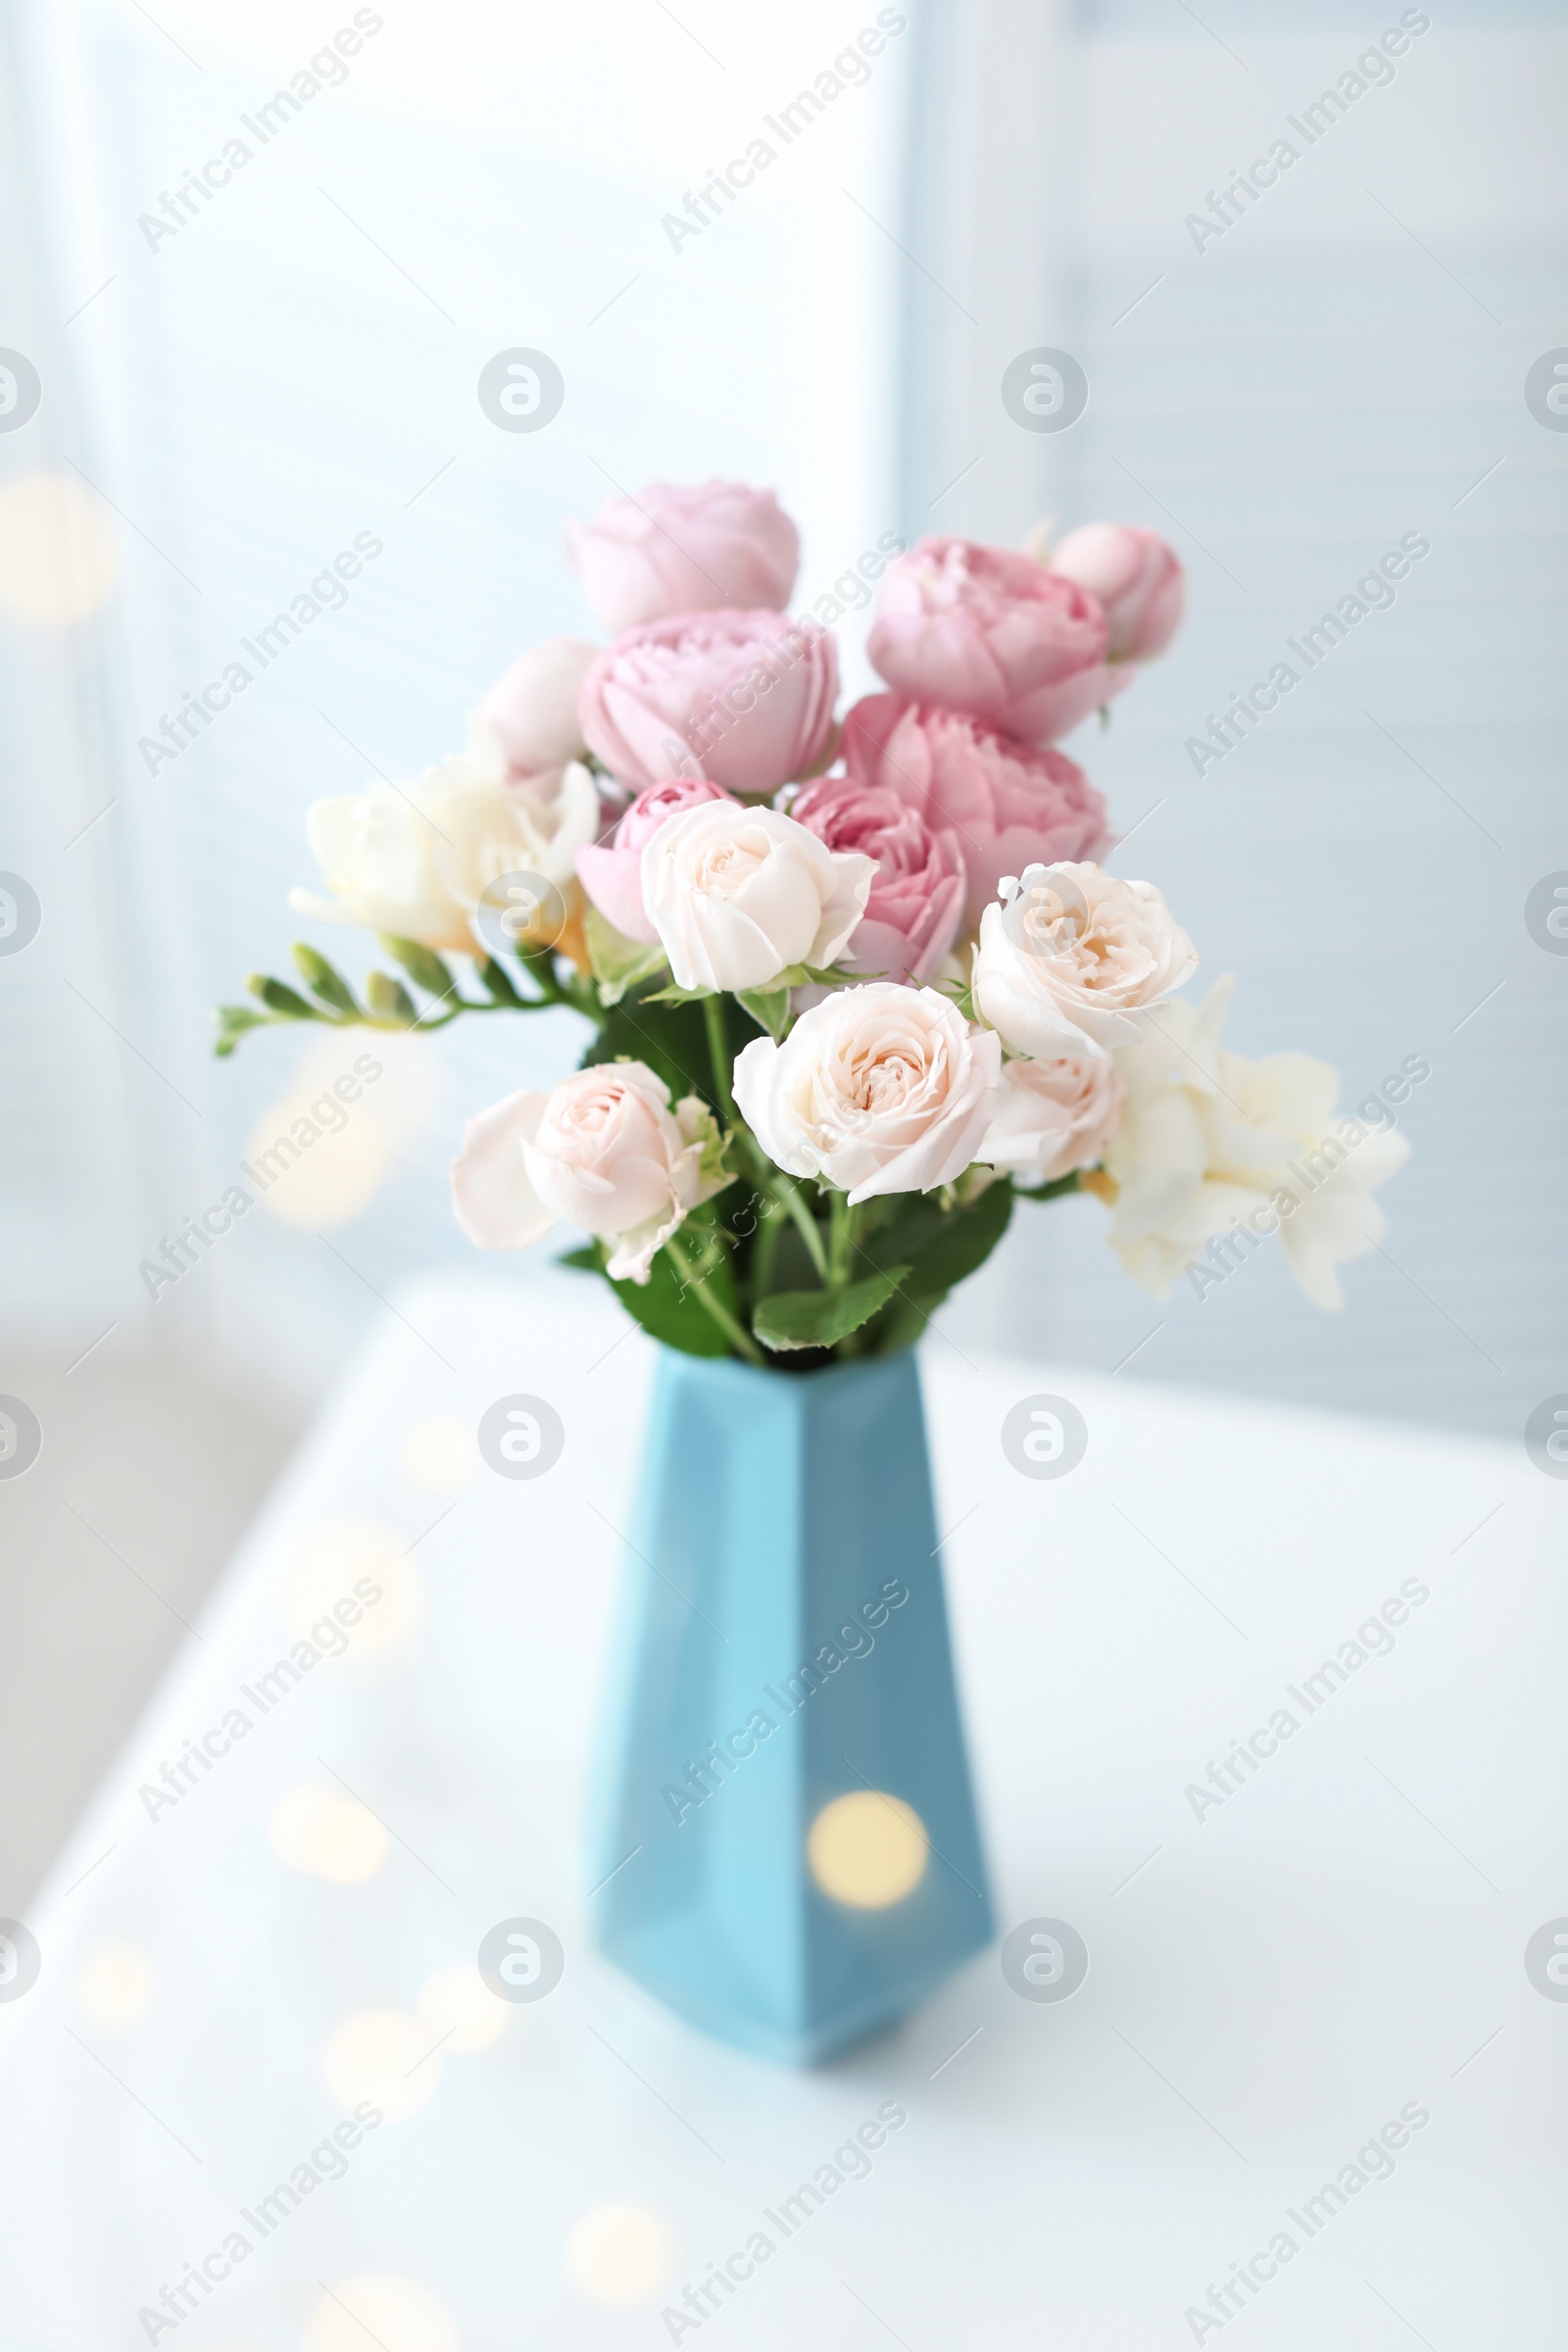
[1047,523,1186,662]
[469,637,599,779]
[976,1055,1124,1185]
[564,480,800,635]
[578,609,840,797]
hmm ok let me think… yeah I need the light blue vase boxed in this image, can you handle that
[587,1346,994,2064]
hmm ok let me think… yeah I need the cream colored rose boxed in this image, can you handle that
[1101,977,1410,1305]
[978,1055,1123,1184]
[641,802,873,994]
[733,983,1001,1204]
[450,1061,727,1284]
[290,754,600,954]
[972,859,1198,1059]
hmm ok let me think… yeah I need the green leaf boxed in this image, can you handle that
[378,934,458,1003]
[1013,1170,1083,1203]
[366,970,418,1023]
[290,943,359,1015]
[606,1243,737,1357]
[476,955,526,1007]
[737,986,789,1041]
[754,1266,911,1354]
[556,1244,602,1272]
[246,974,317,1018]
[583,905,668,1006]
[640,983,716,1006]
[583,990,762,1111]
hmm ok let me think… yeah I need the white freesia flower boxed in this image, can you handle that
[977,1055,1124,1185]
[733,983,1001,1205]
[290,753,600,954]
[972,859,1198,1059]
[1101,977,1411,1306]
[641,801,873,994]
[450,1061,728,1284]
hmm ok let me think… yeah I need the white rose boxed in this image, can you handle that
[978,1055,1124,1185]
[1102,977,1410,1305]
[450,1061,727,1284]
[733,982,1001,1204]
[641,802,873,994]
[972,859,1198,1059]
[468,636,598,778]
[290,754,600,954]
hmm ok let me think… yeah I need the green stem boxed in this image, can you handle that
[702,993,737,1123]
[665,1231,765,1366]
[828,1188,853,1287]
[771,1174,829,1284]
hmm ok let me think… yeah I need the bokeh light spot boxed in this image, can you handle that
[270,1785,387,1884]
[807,1790,929,1908]
[566,2203,675,2308]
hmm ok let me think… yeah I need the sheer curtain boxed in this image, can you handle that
[0,0,910,1398]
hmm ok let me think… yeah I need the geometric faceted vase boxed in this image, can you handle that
[586,1347,994,2064]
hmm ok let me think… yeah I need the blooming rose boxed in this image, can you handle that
[977,1055,1124,1185]
[290,754,600,954]
[450,1061,727,1284]
[972,860,1198,1060]
[578,610,839,796]
[642,802,872,993]
[734,983,1000,1205]
[1047,523,1185,662]
[1100,979,1410,1305]
[866,537,1109,746]
[788,775,965,986]
[575,776,734,944]
[469,637,598,779]
[842,695,1108,931]
[564,480,799,635]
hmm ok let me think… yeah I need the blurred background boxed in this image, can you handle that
[1,0,1563,1899]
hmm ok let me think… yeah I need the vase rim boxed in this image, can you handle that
[656,1342,915,1389]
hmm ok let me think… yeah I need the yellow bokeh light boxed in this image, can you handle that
[0,472,118,625]
[401,1417,478,1494]
[279,1516,422,1655]
[304,2275,457,2352]
[269,1785,387,1885]
[807,1790,929,1909]
[74,1938,154,2032]
[247,1101,389,1231]
[566,2204,675,2309]
[323,2008,441,2124]
[416,1964,508,2055]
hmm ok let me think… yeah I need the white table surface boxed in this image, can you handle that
[2,1270,1563,2352]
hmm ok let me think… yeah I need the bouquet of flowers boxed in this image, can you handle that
[222,481,1407,1365]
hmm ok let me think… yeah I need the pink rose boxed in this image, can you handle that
[564,480,799,635]
[450,1061,727,1285]
[866,536,1109,744]
[470,637,598,778]
[1047,523,1185,662]
[789,775,965,986]
[575,775,734,944]
[977,1056,1124,1185]
[842,695,1108,931]
[578,610,839,797]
